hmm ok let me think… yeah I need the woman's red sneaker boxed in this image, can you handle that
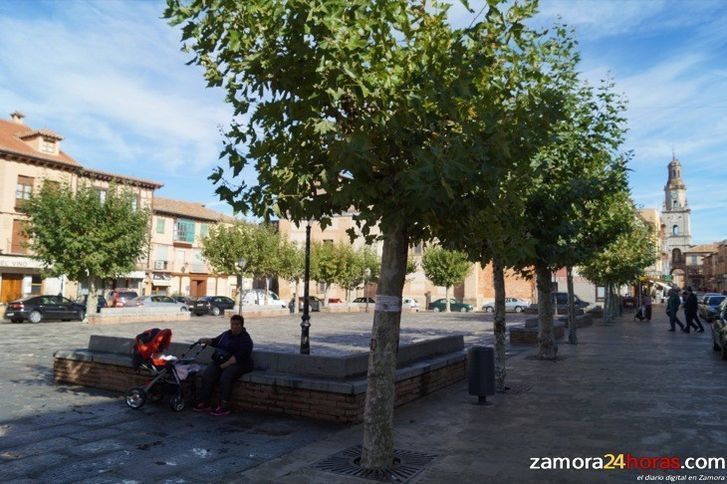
[210,405,230,416]
[192,402,211,412]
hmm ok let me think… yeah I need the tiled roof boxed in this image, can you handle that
[0,119,79,166]
[153,197,237,223]
[81,168,162,189]
[19,128,63,140]
[685,243,719,254]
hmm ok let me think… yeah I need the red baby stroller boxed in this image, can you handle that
[126,328,204,412]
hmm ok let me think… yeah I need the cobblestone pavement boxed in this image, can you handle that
[0,310,526,482]
[243,309,727,483]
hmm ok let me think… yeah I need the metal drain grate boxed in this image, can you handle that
[309,445,436,482]
[501,381,532,395]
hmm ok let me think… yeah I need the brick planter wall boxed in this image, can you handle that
[54,357,465,424]
[509,324,565,345]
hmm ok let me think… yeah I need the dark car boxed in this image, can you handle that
[699,295,725,322]
[622,295,637,308]
[527,292,590,313]
[72,295,108,317]
[4,295,84,323]
[711,299,727,360]
[428,298,473,313]
[192,296,235,316]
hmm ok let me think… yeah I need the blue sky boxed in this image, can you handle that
[0,0,725,244]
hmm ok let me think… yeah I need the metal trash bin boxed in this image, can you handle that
[467,346,495,404]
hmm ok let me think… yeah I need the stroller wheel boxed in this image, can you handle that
[126,387,147,409]
[169,394,185,412]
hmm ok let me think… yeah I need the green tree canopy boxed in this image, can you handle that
[23,182,150,318]
[165,0,587,468]
[421,246,471,312]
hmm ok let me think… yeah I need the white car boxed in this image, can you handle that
[241,289,286,308]
[482,297,529,313]
[130,295,188,311]
[402,297,420,311]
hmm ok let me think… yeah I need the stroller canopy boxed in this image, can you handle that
[133,328,173,367]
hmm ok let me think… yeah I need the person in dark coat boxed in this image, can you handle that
[683,286,705,333]
[665,288,685,332]
[193,314,254,416]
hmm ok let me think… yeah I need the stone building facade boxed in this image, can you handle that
[0,112,160,303]
[0,111,237,304]
[148,197,238,298]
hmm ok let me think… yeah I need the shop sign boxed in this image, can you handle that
[0,256,44,269]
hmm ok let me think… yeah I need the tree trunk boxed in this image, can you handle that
[323,283,329,307]
[492,258,507,392]
[264,277,270,305]
[604,283,612,322]
[535,261,557,360]
[445,285,451,312]
[360,222,408,470]
[566,266,577,344]
[84,277,97,323]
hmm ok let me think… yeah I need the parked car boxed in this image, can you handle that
[622,295,637,308]
[131,295,189,312]
[482,297,529,313]
[106,289,139,308]
[241,289,285,307]
[298,295,322,312]
[328,297,343,304]
[428,298,473,313]
[192,296,235,316]
[73,295,108,315]
[173,296,196,306]
[4,295,84,323]
[699,295,726,322]
[402,297,420,311]
[711,299,727,360]
[527,292,590,312]
[352,297,375,305]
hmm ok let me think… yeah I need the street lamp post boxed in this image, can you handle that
[300,222,312,354]
[237,256,247,316]
[364,267,372,313]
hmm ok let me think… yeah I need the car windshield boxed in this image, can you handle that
[708,296,725,305]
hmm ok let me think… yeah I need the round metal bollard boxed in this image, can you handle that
[467,346,495,405]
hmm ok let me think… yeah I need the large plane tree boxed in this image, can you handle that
[166,0,584,470]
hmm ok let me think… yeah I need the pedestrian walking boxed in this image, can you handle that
[643,293,652,321]
[665,288,685,332]
[683,286,705,333]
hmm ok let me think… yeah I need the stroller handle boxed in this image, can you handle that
[178,340,207,361]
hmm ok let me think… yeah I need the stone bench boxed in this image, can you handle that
[54,334,466,423]
[509,318,566,345]
[560,314,593,328]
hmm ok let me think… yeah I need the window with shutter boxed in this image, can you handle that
[11,219,28,254]
[15,175,33,210]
